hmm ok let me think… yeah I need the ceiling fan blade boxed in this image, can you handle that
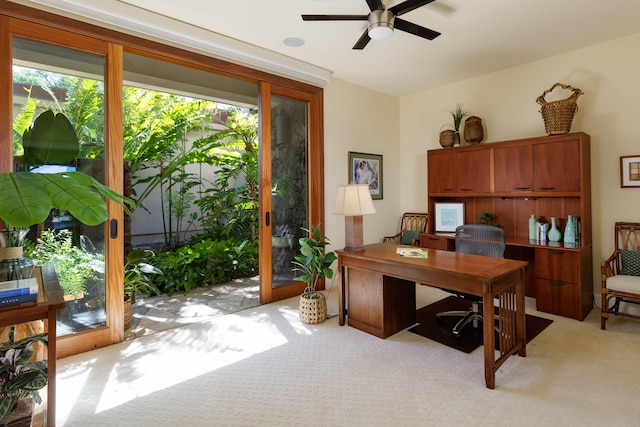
[389,0,436,17]
[352,30,372,50]
[394,18,441,40]
[302,14,368,21]
[366,0,385,12]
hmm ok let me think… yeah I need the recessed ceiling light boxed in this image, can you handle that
[283,37,305,47]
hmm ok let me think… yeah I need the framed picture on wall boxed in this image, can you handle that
[620,155,640,188]
[348,151,383,200]
[434,202,465,233]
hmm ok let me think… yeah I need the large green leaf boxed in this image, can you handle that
[40,173,108,226]
[0,172,112,228]
[23,110,79,165]
[0,172,52,227]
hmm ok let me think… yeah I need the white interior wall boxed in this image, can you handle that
[398,31,640,297]
[323,78,400,253]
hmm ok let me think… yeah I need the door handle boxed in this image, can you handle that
[265,211,270,227]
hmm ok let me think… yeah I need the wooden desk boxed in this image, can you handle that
[337,243,528,389]
[0,265,65,426]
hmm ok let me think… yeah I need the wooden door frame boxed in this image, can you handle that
[258,82,325,304]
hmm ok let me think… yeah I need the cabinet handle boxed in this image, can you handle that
[428,237,439,241]
[460,188,473,191]
[444,188,455,191]
[515,187,531,190]
[539,187,555,190]
[546,249,564,255]
[549,281,564,286]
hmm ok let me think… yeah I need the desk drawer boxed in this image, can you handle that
[420,234,454,251]
[535,248,578,283]
[535,278,580,319]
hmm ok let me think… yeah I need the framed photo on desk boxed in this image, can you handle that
[434,202,465,233]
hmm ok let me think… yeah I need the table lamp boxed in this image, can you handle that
[332,184,377,251]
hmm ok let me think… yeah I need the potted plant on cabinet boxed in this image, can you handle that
[292,224,337,324]
[448,103,468,146]
[0,326,48,423]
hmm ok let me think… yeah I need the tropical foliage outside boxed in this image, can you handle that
[11,66,260,299]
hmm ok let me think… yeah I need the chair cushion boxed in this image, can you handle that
[607,274,640,293]
[619,249,640,276]
[400,230,421,245]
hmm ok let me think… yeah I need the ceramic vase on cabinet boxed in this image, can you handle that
[563,215,576,244]
[528,215,537,240]
[548,217,561,242]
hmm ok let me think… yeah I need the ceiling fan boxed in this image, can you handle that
[301,0,441,50]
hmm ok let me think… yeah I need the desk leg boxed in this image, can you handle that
[482,285,496,390]
[517,269,526,357]
[47,309,57,427]
[338,261,345,326]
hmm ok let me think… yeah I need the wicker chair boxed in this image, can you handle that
[601,222,640,330]
[383,212,428,246]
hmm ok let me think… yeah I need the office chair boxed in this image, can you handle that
[436,224,506,337]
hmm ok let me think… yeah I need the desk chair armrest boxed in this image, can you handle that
[601,250,620,286]
[383,232,402,244]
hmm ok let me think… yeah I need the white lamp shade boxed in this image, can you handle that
[332,184,377,216]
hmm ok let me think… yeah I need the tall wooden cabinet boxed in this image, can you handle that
[423,132,593,320]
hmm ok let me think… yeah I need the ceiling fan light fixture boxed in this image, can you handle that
[368,10,394,40]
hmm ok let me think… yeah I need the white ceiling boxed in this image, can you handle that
[18,0,640,97]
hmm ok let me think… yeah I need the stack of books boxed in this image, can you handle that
[0,278,39,308]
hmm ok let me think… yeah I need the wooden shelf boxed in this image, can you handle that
[426,133,593,320]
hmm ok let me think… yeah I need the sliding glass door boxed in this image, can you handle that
[2,18,125,356]
[259,83,324,303]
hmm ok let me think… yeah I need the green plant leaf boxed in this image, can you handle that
[40,173,108,226]
[0,396,18,422]
[0,172,52,227]
[23,110,79,165]
[0,171,133,228]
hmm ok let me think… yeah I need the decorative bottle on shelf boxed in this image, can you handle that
[563,215,575,244]
[528,214,537,240]
[548,217,561,242]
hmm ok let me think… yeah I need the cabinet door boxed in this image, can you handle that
[535,248,580,319]
[457,149,491,193]
[535,248,578,283]
[494,145,533,192]
[535,279,580,319]
[533,140,580,192]
[428,150,457,193]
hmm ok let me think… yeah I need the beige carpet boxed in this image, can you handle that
[57,285,640,426]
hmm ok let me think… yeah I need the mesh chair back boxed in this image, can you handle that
[455,224,506,258]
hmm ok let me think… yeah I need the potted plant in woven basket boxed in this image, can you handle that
[292,224,337,324]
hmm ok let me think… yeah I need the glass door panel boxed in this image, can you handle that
[271,95,308,287]
[12,36,107,336]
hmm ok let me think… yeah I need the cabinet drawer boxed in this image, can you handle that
[535,278,579,319]
[420,234,454,251]
[535,248,578,283]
